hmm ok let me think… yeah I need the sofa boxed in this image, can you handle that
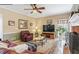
[20,31,33,42]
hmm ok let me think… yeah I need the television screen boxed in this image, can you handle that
[43,25,55,32]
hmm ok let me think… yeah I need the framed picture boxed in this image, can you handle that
[18,19,28,29]
[47,19,52,25]
[8,20,15,26]
[30,23,33,26]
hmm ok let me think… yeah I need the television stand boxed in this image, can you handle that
[42,32,55,39]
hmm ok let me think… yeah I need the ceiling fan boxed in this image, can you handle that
[24,4,45,14]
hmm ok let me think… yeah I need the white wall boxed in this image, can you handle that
[0,7,36,34]
[69,13,79,32]
[0,14,3,40]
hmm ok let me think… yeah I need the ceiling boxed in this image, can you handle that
[0,4,73,18]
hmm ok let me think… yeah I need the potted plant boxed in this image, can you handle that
[56,26,67,37]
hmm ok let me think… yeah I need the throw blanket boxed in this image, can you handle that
[0,40,37,53]
[26,42,37,52]
[9,44,28,53]
[0,48,8,54]
[0,48,18,54]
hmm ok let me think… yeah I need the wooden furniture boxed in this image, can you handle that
[64,45,70,54]
[42,32,55,39]
[72,26,79,32]
[32,36,46,47]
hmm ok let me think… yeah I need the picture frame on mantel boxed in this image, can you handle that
[18,19,28,29]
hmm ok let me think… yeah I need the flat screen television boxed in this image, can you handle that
[43,25,55,32]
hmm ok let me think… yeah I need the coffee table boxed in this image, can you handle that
[32,36,46,46]
[37,39,56,54]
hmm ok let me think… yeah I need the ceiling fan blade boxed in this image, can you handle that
[24,4,37,11]
[38,7,45,10]
[24,9,33,10]
[33,4,37,7]
[37,10,42,13]
[29,4,44,14]
[30,4,36,9]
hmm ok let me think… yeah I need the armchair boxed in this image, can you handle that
[20,31,33,42]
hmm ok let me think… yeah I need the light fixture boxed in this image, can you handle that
[33,10,37,13]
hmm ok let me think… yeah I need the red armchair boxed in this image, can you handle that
[20,31,33,42]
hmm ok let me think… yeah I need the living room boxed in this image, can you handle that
[0,4,79,54]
